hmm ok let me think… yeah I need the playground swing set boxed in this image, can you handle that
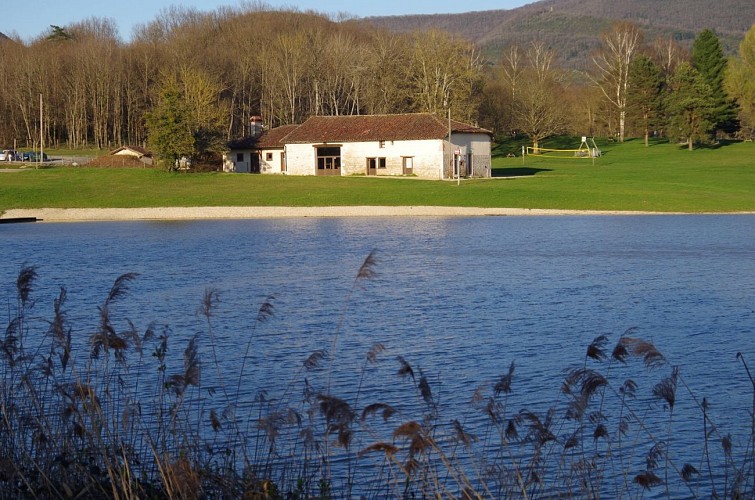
[522,137,601,166]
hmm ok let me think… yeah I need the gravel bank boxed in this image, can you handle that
[0,206,680,222]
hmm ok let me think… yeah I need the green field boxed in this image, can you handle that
[1,138,753,213]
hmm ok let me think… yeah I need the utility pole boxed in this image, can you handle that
[447,107,459,186]
[39,93,43,169]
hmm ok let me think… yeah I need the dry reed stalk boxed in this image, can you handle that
[326,249,378,393]
[3,263,753,498]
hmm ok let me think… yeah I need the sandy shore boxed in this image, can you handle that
[0,206,697,222]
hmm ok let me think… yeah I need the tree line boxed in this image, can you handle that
[0,5,752,166]
[481,22,753,151]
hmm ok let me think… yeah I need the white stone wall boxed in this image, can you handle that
[223,149,255,173]
[341,139,443,179]
[260,148,285,174]
[284,144,317,175]
[454,133,491,157]
[452,133,492,178]
[270,136,486,179]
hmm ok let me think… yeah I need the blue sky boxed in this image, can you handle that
[5,0,534,42]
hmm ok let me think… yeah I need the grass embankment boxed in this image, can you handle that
[1,138,753,213]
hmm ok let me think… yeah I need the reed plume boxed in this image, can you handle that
[361,402,396,422]
[359,442,399,457]
[634,470,662,490]
[494,361,515,396]
[255,294,275,324]
[586,334,609,362]
[396,355,414,381]
[304,349,327,370]
[393,420,434,459]
[15,265,37,306]
[451,419,477,447]
[166,335,201,396]
[91,273,139,359]
[366,342,385,365]
[652,366,679,412]
[355,249,379,284]
[199,287,220,319]
[513,409,557,448]
[105,272,139,306]
[418,370,433,406]
[318,394,356,448]
[681,463,699,482]
[613,336,666,369]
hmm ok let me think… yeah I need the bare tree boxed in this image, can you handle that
[513,41,565,151]
[501,45,523,130]
[591,22,643,142]
[361,30,413,115]
[268,30,311,125]
[9,44,47,149]
[651,36,687,81]
[0,7,489,152]
[410,29,482,120]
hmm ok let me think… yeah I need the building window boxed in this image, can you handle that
[236,153,244,162]
[367,157,387,173]
[378,140,385,148]
[402,156,413,175]
[316,146,341,175]
[265,152,273,161]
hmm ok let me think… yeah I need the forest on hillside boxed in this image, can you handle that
[365,0,754,69]
[0,3,752,164]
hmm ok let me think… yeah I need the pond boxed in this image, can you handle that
[1,214,753,497]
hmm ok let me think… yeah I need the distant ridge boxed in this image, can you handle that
[361,0,754,68]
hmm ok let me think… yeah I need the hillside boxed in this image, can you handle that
[361,0,754,68]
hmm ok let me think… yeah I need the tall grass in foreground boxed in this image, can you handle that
[1,257,753,498]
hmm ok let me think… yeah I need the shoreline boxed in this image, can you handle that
[2,206,750,222]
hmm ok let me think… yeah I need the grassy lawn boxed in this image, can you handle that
[1,138,753,213]
[44,146,105,157]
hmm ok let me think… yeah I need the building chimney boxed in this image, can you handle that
[250,115,264,137]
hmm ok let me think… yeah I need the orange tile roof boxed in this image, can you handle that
[282,113,491,143]
[256,124,299,148]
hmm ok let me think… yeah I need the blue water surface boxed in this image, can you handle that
[1,214,753,496]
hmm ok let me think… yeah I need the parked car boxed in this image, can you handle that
[1,149,19,161]
[22,151,49,162]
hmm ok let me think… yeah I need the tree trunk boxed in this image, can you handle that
[619,109,626,142]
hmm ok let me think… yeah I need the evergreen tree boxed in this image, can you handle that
[627,55,664,146]
[666,62,716,150]
[691,29,738,135]
[46,25,74,42]
[724,24,755,140]
[146,79,195,170]
[178,66,229,161]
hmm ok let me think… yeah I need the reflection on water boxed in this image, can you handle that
[1,215,753,494]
